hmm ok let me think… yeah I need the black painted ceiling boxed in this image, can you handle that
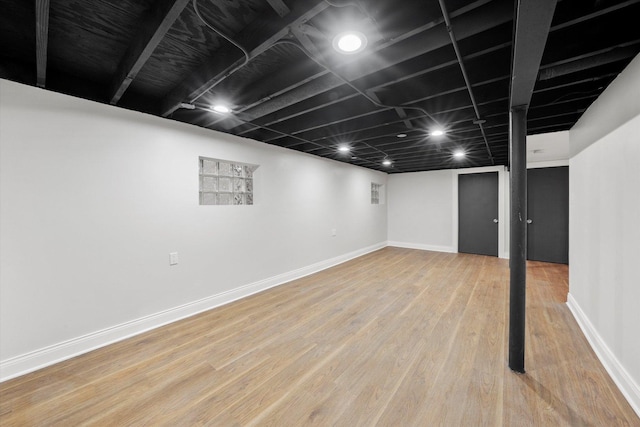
[1,0,638,173]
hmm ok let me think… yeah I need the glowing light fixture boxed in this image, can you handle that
[211,104,231,114]
[396,133,407,138]
[430,129,445,137]
[333,31,367,54]
[453,150,466,159]
[382,159,392,166]
[338,145,350,152]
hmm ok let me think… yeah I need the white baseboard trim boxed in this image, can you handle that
[387,241,455,253]
[387,241,510,259]
[566,293,640,418]
[0,242,387,383]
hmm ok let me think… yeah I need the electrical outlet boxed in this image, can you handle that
[331,228,337,237]
[170,252,179,266]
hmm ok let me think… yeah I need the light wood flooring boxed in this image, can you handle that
[1,247,638,426]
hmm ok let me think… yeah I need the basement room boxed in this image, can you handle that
[1,0,639,424]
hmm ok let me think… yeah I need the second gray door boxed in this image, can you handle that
[527,166,569,264]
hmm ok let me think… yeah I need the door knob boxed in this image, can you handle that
[493,218,499,223]
[527,219,533,224]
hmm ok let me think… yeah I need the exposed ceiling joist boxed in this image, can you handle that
[510,0,557,108]
[160,0,330,116]
[266,0,291,17]
[109,0,191,105]
[35,0,50,88]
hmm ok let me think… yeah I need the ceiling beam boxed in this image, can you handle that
[35,0,50,88]
[509,0,557,108]
[109,0,191,105]
[266,0,291,17]
[160,0,330,116]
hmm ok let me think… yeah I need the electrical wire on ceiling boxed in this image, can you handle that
[191,0,250,103]
[323,0,378,26]
[192,0,249,60]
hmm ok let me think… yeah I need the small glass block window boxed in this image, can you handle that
[199,157,258,205]
[371,182,383,204]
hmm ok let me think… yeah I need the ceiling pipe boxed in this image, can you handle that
[538,45,638,81]
[437,0,495,164]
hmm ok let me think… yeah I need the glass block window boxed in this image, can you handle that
[199,157,258,205]
[371,182,384,204]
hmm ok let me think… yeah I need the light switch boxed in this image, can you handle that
[170,252,179,266]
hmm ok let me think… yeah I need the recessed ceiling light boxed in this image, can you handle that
[430,129,445,137]
[211,104,231,114]
[333,31,367,54]
[396,133,407,138]
[338,145,350,152]
[453,150,465,159]
[382,159,392,166]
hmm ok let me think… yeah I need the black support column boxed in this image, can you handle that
[509,105,527,373]
[507,0,557,374]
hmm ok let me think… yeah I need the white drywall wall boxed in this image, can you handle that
[387,169,455,252]
[568,54,640,415]
[0,79,387,379]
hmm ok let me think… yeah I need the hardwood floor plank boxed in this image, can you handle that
[0,248,637,426]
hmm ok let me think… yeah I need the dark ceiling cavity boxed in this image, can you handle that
[1,0,638,173]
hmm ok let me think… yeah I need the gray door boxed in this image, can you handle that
[527,167,569,264]
[458,172,499,257]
